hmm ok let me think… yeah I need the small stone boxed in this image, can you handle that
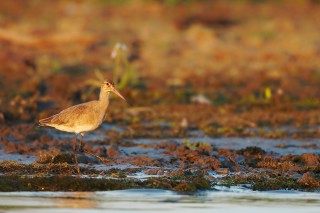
[107,144,120,158]
[298,172,320,188]
[111,172,126,178]
[300,153,319,166]
[180,117,188,129]
[0,112,5,124]
[257,156,278,169]
[52,152,74,164]
[36,149,60,163]
[4,142,18,154]
[190,94,211,105]
[216,168,229,175]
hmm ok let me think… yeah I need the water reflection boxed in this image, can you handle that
[1,190,319,212]
[55,192,97,209]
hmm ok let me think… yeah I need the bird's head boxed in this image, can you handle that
[102,80,126,101]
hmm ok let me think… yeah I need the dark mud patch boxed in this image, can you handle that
[219,171,320,191]
[0,165,319,192]
[0,165,211,192]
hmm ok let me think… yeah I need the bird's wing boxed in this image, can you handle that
[40,101,97,127]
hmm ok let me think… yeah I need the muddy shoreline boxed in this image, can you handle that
[0,122,319,192]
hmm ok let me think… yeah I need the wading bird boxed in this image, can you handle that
[38,80,126,173]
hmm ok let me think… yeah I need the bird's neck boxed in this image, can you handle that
[99,91,110,112]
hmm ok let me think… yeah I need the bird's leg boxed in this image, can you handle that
[78,133,84,152]
[83,150,107,164]
[77,133,106,163]
[73,134,80,174]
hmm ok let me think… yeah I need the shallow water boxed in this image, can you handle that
[44,123,320,156]
[132,137,320,155]
[0,189,319,213]
[2,123,319,174]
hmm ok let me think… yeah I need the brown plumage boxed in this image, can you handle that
[39,101,104,133]
[39,80,126,173]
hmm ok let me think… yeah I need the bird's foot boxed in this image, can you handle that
[78,142,85,152]
[78,146,84,153]
[83,150,106,164]
[75,166,80,174]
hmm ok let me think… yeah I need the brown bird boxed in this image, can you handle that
[38,80,126,173]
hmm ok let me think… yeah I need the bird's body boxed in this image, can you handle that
[39,100,107,134]
[39,80,126,173]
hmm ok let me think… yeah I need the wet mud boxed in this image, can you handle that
[0,122,319,192]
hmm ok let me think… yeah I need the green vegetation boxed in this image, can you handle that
[111,43,139,90]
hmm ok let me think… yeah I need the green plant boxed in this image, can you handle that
[182,139,211,150]
[111,42,138,90]
[84,42,139,99]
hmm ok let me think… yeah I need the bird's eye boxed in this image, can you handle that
[106,82,110,86]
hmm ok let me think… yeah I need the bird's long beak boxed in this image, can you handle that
[111,86,126,101]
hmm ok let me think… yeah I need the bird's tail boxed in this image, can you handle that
[38,116,54,127]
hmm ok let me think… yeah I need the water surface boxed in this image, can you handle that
[1,189,319,213]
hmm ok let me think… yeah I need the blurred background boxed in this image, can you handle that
[0,0,319,124]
